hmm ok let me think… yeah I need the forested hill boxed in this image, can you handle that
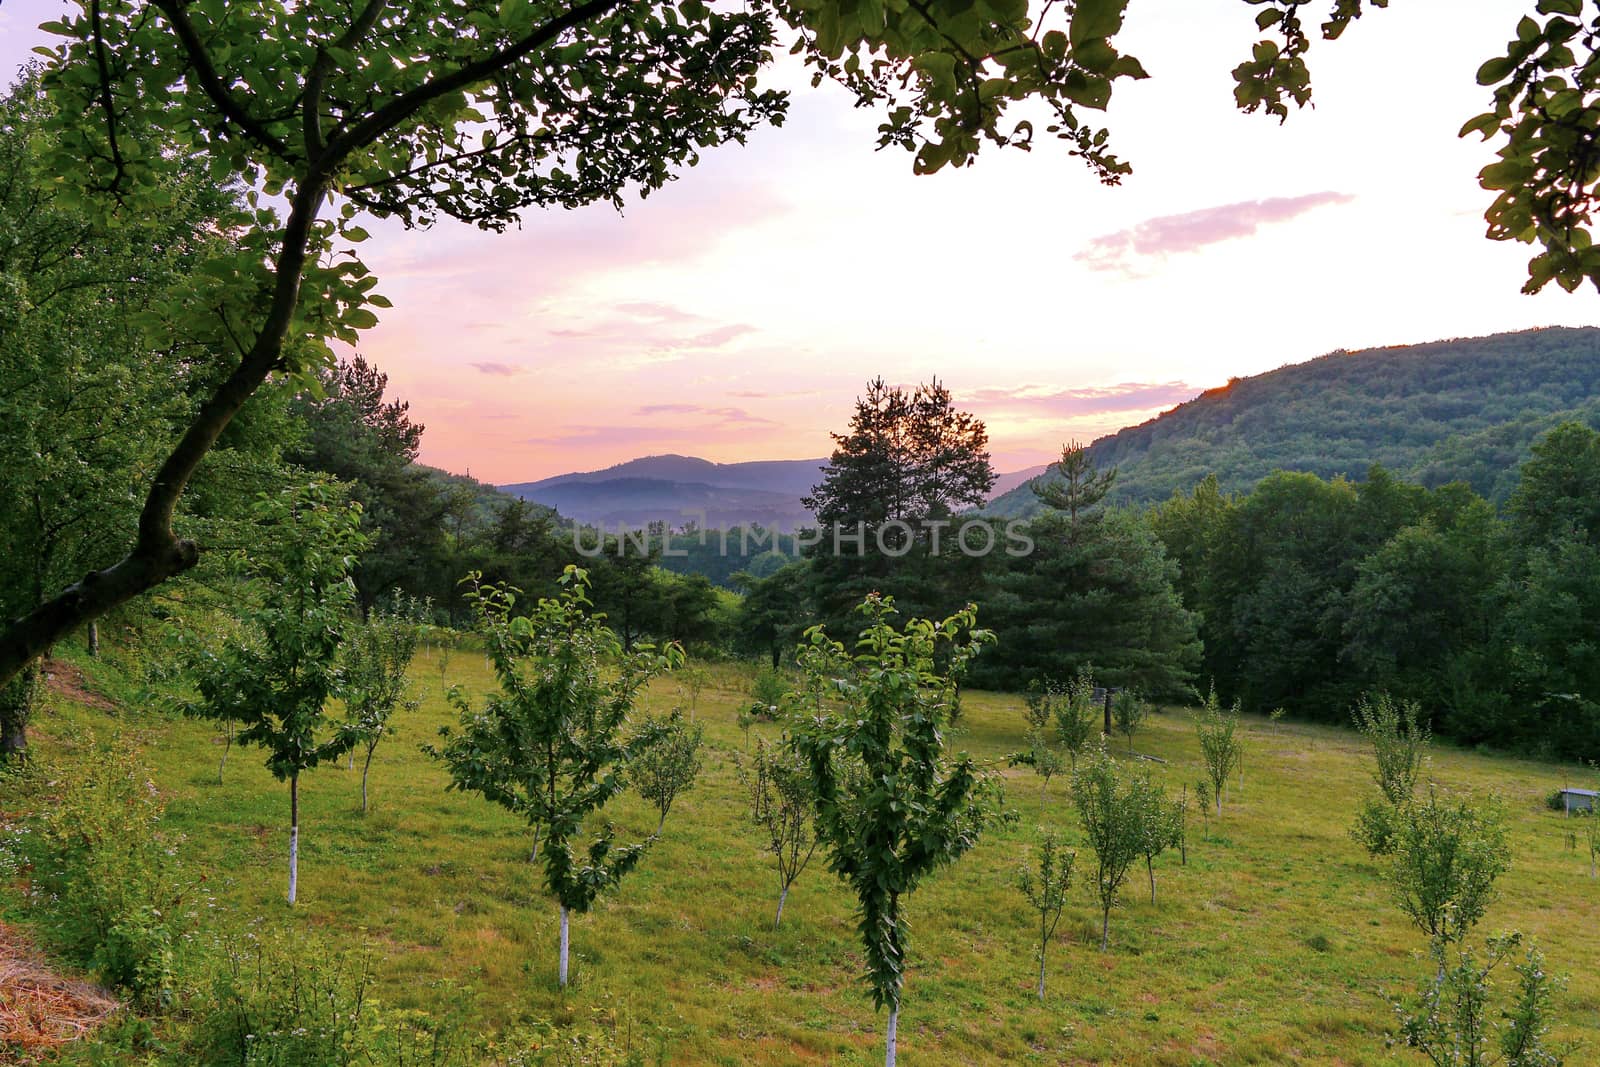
[988,327,1600,515]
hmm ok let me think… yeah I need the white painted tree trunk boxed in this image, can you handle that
[558,905,570,988]
[884,1007,898,1067]
[774,885,789,929]
[287,773,299,905]
[1036,952,1047,1000]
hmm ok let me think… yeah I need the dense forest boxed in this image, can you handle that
[988,328,1600,513]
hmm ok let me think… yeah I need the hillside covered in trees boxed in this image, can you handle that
[989,327,1600,513]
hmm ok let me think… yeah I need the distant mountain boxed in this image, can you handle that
[988,464,1051,499]
[502,452,1042,529]
[987,327,1600,516]
[502,455,828,529]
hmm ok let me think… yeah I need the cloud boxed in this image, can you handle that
[470,361,524,376]
[679,324,757,350]
[1077,192,1355,274]
[965,381,1199,417]
[616,301,704,323]
[634,402,773,424]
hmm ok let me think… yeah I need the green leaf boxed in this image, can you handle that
[1069,0,1129,49]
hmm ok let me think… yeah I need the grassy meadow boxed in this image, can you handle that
[10,644,1600,1066]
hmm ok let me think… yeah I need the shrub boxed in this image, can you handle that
[1070,747,1145,951]
[1390,790,1510,955]
[1393,932,1566,1067]
[749,666,787,717]
[631,709,705,835]
[33,733,200,1007]
[1194,688,1242,815]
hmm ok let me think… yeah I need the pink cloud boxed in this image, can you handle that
[964,381,1199,417]
[1077,192,1355,274]
[470,361,524,376]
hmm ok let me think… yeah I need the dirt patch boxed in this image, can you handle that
[0,922,119,1061]
[41,660,115,714]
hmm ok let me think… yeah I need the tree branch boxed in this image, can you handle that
[324,0,628,161]
[150,0,296,161]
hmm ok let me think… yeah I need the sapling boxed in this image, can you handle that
[1022,678,1054,732]
[1195,780,1212,839]
[1053,669,1098,770]
[1195,687,1243,815]
[1131,774,1173,905]
[1394,932,1567,1067]
[1016,831,1075,1001]
[631,709,705,835]
[1112,689,1148,753]
[183,481,367,905]
[1268,706,1287,736]
[1582,811,1600,878]
[1070,746,1145,951]
[790,594,996,1067]
[1351,692,1432,857]
[678,664,709,719]
[1390,789,1510,983]
[337,599,423,813]
[1008,728,1065,810]
[735,736,821,928]
[1174,785,1189,866]
[428,567,680,988]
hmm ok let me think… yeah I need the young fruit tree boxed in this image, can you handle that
[1070,746,1145,951]
[1009,728,1066,810]
[1195,688,1243,815]
[1112,689,1148,753]
[337,598,423,813]
[1133,775,1176,905]
[790,594,996,1067]
[1394,931,1566,1067]
[735,736,822,929]
[1390,789,1511,967]
[183,481,367,905]
[1350,692,1431,857]
[1384,791,1561,1066]
[428,567,680,988]
[1016,830,1075,1002]
[1054,670,1099,770]
[631,709,705,836]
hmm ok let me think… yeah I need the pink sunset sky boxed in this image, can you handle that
[5,0,1596,483]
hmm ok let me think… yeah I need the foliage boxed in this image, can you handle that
[631,710,705,834]
[1390,791,1511,953]
[993,329,1600,513]
[338,597,424,813]
[1016,831,1075,1002]
[1195,688,1244,815]
[1393,932,1566,1067]
[788,593,995,1061]
[1069,747,1146,951]
[427,566,679,986]
[734,737,821,928]
[0,660,43,760]
[31,734,199,1007]
[1131,774,1177,905]
[1029,441,1116,531]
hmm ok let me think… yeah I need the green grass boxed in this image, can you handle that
[13,647,1600,1066]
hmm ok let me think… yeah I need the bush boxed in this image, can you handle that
[32,733,200,1007]
[748,666,787,719]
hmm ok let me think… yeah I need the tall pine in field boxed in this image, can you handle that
[803,378,995,633]
[976,444,1198,694]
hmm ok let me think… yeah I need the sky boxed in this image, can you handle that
[4,0,1596,483]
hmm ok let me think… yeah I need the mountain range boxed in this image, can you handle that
[502,327,1600,529]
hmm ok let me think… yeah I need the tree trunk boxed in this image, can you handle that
[558,904,570,988]
[884,1006,898,1067]
[0,660,40,761]
[1040,775,1048,810]
[775,884,789,929]
[1147,857,1156,905]
[1100,908,1110,952]
[86,621,98,658]
[288,772,300,905]
[0,715,24,760]
[218,724,232,784]
[361,745,375,813]
[1036,950,1046,1001]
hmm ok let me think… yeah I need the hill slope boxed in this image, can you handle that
[988,326,1600,515]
